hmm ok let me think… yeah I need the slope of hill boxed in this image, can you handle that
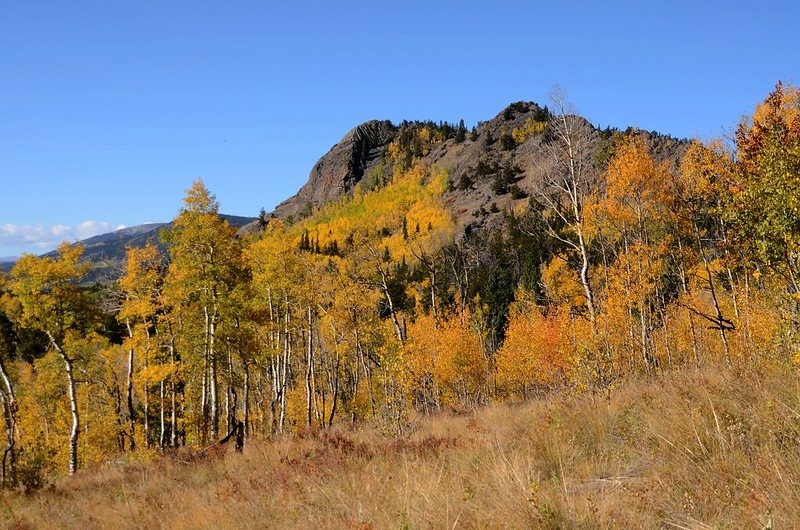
[241,101,686,239]
[46,223,167,261]
[13,101,683,278]
[57,214,254,260]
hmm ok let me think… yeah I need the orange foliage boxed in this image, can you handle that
[406,313,487,409]
[497,305,573,398]
[591,135,671,241]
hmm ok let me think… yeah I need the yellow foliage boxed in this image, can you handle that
[542,259,584,310]
[15,353,65,468]
[181,178,218,214]
[595,136,671,240]
[677,141,733,201]
[284,161,454,268]
[752,82,800,127]
[11,242,89,335]
[497,307,573,397]
[606,242,666,307]
[406,313,487,409]
[511,118,547,144]
[137,363,177,385]
[118,243,161,324]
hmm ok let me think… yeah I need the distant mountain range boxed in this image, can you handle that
[0,215,256,281]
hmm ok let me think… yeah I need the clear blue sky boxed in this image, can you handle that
[1,1,797,257]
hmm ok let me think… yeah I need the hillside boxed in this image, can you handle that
[26,102,685,277]
[246,101,686,239]
[5,365,797,529]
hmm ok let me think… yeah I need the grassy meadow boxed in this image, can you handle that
[3,363,798,529]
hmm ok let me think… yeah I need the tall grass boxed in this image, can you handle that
[4,365,799,528]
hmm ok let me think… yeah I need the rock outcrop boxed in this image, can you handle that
[273,120,397,219]
[243,102,687,240]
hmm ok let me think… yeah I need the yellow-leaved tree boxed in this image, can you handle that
[11,243,90,474]
[496,291,573,399]
[118,242,162,450]
[162,179,247,443]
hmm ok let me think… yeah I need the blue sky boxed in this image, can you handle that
[1,1,797,257]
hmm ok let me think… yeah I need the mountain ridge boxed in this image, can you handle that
[242,100,687,239]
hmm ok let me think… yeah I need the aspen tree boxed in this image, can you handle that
[163,179,245,441]
[533,86,600,329]
[11,243,90,474]
[0,276,19,485]
[118,242,162,449]
[728,83,800,294]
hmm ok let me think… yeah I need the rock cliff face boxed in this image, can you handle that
[272,120,397,219]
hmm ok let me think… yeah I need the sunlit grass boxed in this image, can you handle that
[4,364,799,529]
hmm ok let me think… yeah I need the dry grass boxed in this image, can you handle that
[3,365,800,529]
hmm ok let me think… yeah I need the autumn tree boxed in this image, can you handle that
[590,136,672,372]
[10,243,91,474]
[672,140,739,364]
[118,242,162,449]
[496,295,572,399]
[246,220,305,433]
[315,261,385,424]
[162,179,247,442]
[727,83,800,291]
[0,274,19,485]
[532,86,600,328]
[406,312,487,410]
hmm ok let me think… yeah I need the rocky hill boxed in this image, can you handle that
[242,101,687,238]
[273,120,397,219]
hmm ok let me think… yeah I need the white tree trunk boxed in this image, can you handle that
[47,332,79,475]
[0,355,17,485]
[305,305,314,428]
[209,303,219,440]
[125,319,136,451]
